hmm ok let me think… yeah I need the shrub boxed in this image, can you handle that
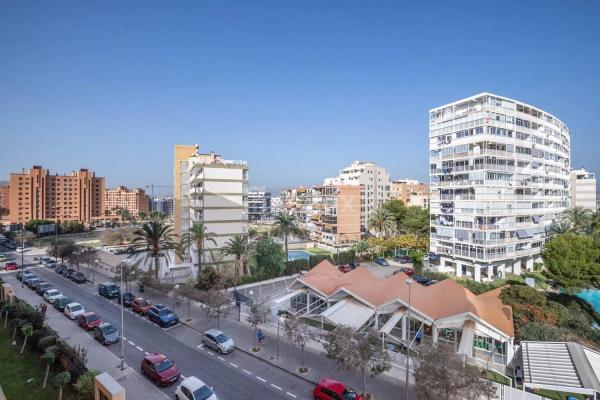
[500,285,547,307]
[517,322,568,342]
[38,335,58,351]
[57,341,88,382]
[456,279,501,295]
[73,369,102,400]
[332,250,355,266]
[284,258,309,274]
[545,301,570,326]
[308,254,333,268]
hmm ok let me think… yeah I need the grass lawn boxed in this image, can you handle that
[305,247,332,256]
[0,326,72,400]
[301,317,336,332]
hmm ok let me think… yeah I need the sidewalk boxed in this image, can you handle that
[5,276,169,400]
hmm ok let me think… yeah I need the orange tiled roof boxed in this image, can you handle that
[298,260,514,337]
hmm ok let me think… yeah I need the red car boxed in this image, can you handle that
[313,378,364,400]
[338,264,353,273]
[77,312,103,331]
[141,353,180,386]
[3,262,18,271]
[131,298,153,315]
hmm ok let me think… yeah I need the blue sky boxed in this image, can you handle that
[1,1,599,195]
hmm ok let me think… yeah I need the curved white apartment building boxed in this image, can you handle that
[429,93,570,281]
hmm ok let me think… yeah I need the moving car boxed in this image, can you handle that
[43,289,63,303]
[98,282,120,299]
[94,322,120,345]
[77,312,102,331]
[175,376,217,400]
[202,329,234,354]
[131,298,152,315]
[118,292,135,307]
[17,270,33,281]
[70,272,87,284]
[36,282,53,295]
[64,302,86,320]
[374,257,389,266]
[141,353,180,386]
[148,304,179,328]
[3,262,18,271]
[313,378,364,400]
[54,296,74,312]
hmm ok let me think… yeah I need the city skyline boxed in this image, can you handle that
[2,1,600,193]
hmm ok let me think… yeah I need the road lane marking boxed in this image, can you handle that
[243,369,252,375]
[217,356,225,361]
[256,376,267,383]
[181,375,187,380]
[128,341,135,346]
[144,352,150,355]
[286,392,297,398]
[230,362,239,368]
[136,346,143,352]
[196,345,204,349]
[271,384,282,390]
[206,351,214,355]
[123,336,127,341]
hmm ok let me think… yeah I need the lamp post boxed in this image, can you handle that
[20,226,24,288]
[119,262,126,370]
[93,259,99,283]
[277,316,282,360]
[404,277,413,400]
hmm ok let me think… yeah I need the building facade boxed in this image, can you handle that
[429,93,570,281]
[325,161,391,232]
[248,188,271,222]
[570,169,597,210]
[174,145,248,268]
[151,196,174,216]
[8,166,105,225]
[0,181,9,222]
[270,196,282,216]
[105,186,150,218]
[391,179,430,208]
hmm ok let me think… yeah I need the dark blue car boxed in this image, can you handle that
[147,304,179,327]
[374,257,389,266]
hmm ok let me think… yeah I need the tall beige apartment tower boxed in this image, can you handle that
[173,144,198,237]
[570,168,597,210]
[8,165,105,225]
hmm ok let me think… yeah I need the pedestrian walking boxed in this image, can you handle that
[257,328,265,346]
[515,366,523,385]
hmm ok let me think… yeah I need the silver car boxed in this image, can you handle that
[202,329,234,354]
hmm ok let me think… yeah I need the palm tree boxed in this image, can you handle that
[138,211,148,221]
[52,371,71,400]
[351,240,369,262]
[132,220,176,279]
[549,219,573,236]
[221,234,250,277]
[20,322,33,354]
[41,349,56,389]
[273,212,302,260]
[367,208,396,237]
[180,222,217,283]
[561,206,593,234]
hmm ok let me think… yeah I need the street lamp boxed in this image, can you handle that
[277,315,284,360]
[20,226,24,288]
[404,277,413,400]
[93,259,99,283]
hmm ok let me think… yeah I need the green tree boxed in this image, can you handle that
[252,237,285,279]
[247,303,270,350]
[382,199,407,228]
[132,220,177,279]
[52,371,71,400]
[548,219,574,236]
[49,240,77,263]
[180,222,217,284]
[73,369,101,400]
[273,212,302,260]
[400,206,429,236]
[561,207,593,234]
[542,233,600,293]
[20,322,33,354]
[284,315,312,371]
[138,211,148,221]
[221,234,250,277]
[41,349,57,389]
[367,208,396,237]
[351,240,369,262]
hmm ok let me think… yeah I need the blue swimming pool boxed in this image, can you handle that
[577,290,600,314]
[288,250,311,261]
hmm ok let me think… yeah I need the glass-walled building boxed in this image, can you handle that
[429,93,570,281]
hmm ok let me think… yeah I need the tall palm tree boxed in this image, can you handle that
[561,206,593,234]
[351,240,369,262]
[221,234,250,277]
[132,220,176,279]
[367,208,396,237]
[180,222,217,283]
[138,211,148,221]
[549,220,573,236]
[273,212,302,260]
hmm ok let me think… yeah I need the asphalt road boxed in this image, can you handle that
[1,246,314,400]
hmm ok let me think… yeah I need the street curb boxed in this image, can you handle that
[180,321,318,386]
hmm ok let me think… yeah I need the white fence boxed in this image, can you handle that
[494,383,546,400]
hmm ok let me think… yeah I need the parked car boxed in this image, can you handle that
[40,257,52,266]
[65,302,86,320]
[53,296,74,312]
[17,270,33,281]
[16,246,27,253]
[45,260,58,269]
[22,274,39,286]
[3,262,18,271]
[424,279,438,286]
[36,282,54,295]
[393,255,411,263]
[148,304,179,328]
[337,264,353,273]
[94,322,120,345]
[374,257,389,266]
[98,282,120,299]
[43,289,63,303]
[131,298,153,315]
[118,292,135,307]
[0,254,7,262]
[64,269,76,280]
[349,262,360,269]
[202,329,234,354]
[398,267,414,276]
[175,376,217,400]
[26,277,42,289]
[55,264,68,275]
[77,312,102,330]
[412,275,430,285]
[70,272,87,284]
[313,378,364,400]
[141,353,180,386]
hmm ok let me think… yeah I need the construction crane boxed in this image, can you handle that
[145,184,170,197]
